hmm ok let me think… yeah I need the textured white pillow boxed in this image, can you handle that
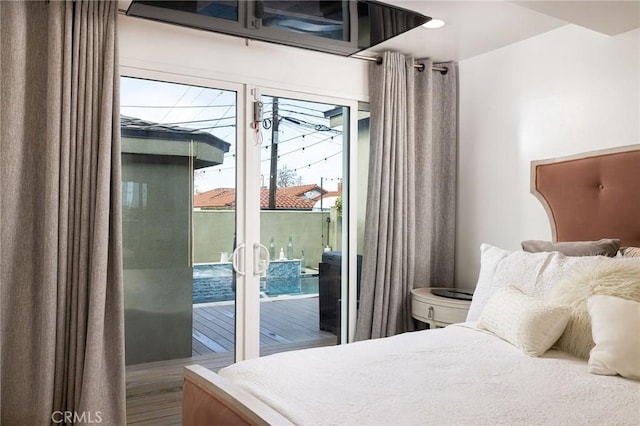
[477,285,571,356]
[587,295,640,380]
[467,244,598,321]
[547,259,640,359]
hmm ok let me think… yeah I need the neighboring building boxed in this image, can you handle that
[121,115,231,169]
[121,114,231,269]
[121,115,231,365]
[194,183,342,210]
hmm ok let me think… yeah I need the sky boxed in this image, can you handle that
[120,76,345,194]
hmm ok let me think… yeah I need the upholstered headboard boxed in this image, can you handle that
[531,145,640,247]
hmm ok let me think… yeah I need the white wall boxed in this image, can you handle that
[118,15,368,101]
[456,25,640,288]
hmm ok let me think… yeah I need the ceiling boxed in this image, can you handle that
[364,1,640,61]
[118,1,640,62]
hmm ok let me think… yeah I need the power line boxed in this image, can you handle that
[122,102,330,112]
[278,102,337,114]
[159,86,191,122]
[211,104,235,131]
[280,116,340,134]
[223,123,343,157]
[187,87,206,118]
[192,90,225,121]
[197,123,237,130]
[121,104,236,108]
[223,129,324,157]
[162,116,236,126]
[128,109,339,134]
[208,145,342,173]
[278,108,326,119]
[277,135,338,157]
[232,134,338,164]
[259,128,328,147]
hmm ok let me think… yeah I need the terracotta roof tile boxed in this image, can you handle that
[311,190,341,202]
[194,187,317,209]
[194,188,235,208]
[279,184,323,198]
[259,189,316,209]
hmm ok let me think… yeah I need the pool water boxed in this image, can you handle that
[193,262,318,304]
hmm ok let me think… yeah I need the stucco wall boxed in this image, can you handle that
[193,209,342,268]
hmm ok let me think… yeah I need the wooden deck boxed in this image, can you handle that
[126,295,336,425]
[192,295,336,356]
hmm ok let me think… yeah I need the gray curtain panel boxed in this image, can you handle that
[355,52,457,340]
[0,1,125,424]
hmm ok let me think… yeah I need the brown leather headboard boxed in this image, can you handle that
[531,145,640,248]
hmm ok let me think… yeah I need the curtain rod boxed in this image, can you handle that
[351,54,448,74]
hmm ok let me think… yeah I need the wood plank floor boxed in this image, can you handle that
[126,296,337,425]
[192,296,336,356]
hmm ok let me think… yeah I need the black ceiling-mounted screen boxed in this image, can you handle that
[127,0,430,56]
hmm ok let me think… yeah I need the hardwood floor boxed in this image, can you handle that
[126,296,337,425]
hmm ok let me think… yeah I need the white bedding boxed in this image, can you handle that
[219,324,640,425]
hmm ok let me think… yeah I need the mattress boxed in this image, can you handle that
[219,324,640,425]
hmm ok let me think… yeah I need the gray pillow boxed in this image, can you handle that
[521,239,620,257]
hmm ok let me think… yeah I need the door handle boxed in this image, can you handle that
[232,243,246,276]
[253,243,270,276]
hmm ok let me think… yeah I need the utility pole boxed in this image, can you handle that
[268,97,279,209]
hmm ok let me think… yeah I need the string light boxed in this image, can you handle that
[291,151,342,172]
[204,146,343,173]
[221,132,341,162]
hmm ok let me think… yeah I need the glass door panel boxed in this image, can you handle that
[120,76,237,366]
[121,78,356,364]
[257,95,349,356]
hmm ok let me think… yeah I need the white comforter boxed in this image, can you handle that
[219,324,640,425]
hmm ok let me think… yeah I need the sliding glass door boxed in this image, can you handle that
[121,75,358,366]
[256,94,348,356]
[120,75,240,365]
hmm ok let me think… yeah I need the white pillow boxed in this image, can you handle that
[547,259,640,359]
[477,285,571,356]
[467,244,597,321]
[587,295,640,380]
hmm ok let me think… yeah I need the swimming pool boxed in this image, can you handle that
[193,261,318,304]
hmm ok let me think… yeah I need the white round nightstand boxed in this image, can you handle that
[411,287,472,329]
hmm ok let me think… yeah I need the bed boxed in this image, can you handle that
[182,145,640,425]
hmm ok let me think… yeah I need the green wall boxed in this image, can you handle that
[193,209,342,268]
[122,154,193,365]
